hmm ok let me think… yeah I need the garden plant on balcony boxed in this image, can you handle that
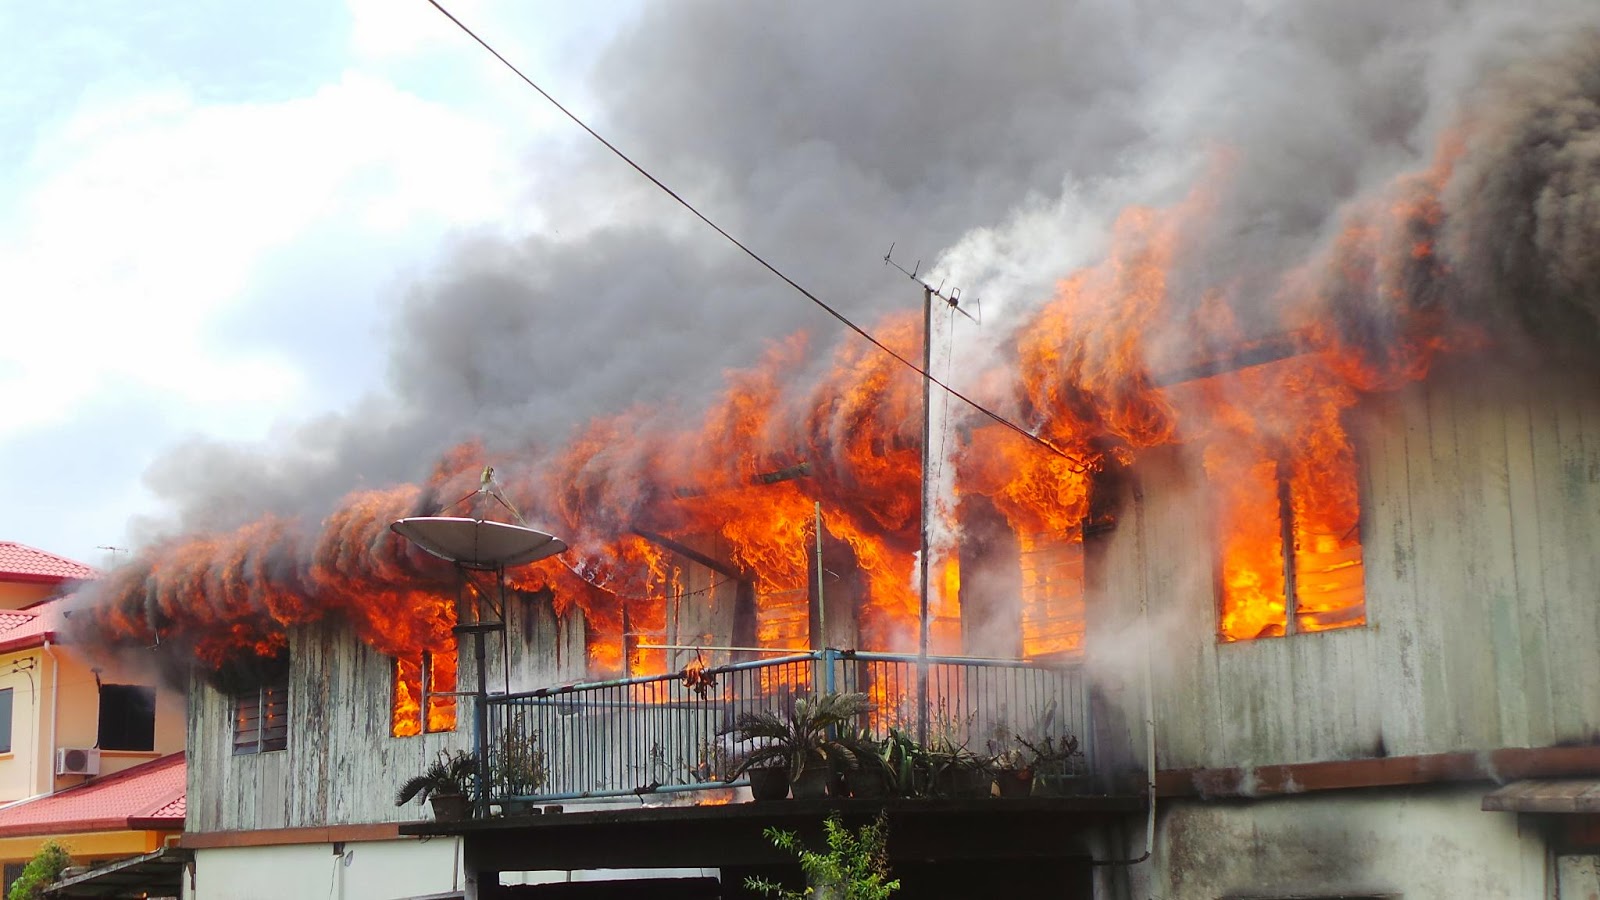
[1018,733,1086,796]
[491,713,547,815]
[396,750,478,822]
[734,692,873,800]
[746,812,900,900]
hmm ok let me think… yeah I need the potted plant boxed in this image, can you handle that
[926,736,992,799]
[491,713,547,815]
[395,750,478,822]
[988,742,1034,799]
[734,692,872,800]
[839,729,891,799]
[1018,733,1086,796]
[877,727,930,798]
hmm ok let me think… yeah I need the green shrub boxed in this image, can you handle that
[8,841,71,900]
[746,812,899,900]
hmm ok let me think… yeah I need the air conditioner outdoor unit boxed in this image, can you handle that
[55,747,100,776]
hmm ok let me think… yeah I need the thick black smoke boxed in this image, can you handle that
[1445,27,1600,350]
[133,0,1600,543]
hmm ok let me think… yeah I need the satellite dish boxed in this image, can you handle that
[390,517,567,570]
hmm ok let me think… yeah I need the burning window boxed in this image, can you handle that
[1018,532,1087,659]
[392,648,458,737]
[98,684,156,751]
[232,680,288,755]
[1215,449,1366,641]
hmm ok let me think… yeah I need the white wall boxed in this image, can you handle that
[1558,855,1600,900]
[188,839,463,900]
[187,838,719,899]
[1130,785,1549,900]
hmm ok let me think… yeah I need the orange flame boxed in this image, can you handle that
[78,117,1505,683]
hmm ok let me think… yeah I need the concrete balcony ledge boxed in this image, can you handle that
[402,795,1146,872]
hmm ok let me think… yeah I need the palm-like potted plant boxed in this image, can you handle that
[395,750,478,821]
[734,692,872,800]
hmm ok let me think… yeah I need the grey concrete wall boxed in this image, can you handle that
[1131,786,1548,899]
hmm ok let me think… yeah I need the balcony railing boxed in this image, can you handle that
[479,648,1091,805]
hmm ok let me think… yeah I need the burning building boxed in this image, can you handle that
[60,11,1600,900]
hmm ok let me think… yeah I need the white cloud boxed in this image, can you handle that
[0,72,525,441]
[347,0,485,61]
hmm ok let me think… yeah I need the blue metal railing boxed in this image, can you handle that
[479,649,1090,805]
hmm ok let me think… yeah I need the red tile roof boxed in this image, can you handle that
[0,543,97,584]
[0,753,184,838]
[0,604,54,655]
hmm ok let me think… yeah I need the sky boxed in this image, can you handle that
[0,1,634,565]
[4,0,1597,570]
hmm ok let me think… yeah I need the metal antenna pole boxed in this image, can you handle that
[918,285,933,745]
[814,501,826,650]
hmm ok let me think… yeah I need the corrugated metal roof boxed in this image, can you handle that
[0,543,97,583]
[0,753,184,837]
[1483,779,1600,813]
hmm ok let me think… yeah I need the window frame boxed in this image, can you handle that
[231,680,288,756]
[97,683,157,752]
[1214,450,1367,642]
[0,688,13,754]
[392,647,459,737]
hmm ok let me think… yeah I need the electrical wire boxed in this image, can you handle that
[421,0,1092,472]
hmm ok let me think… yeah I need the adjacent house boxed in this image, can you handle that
[0,543,186,894]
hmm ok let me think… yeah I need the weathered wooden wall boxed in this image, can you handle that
[1092,363,1600,771]
[187,592,586,834]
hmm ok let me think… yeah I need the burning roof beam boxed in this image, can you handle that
[1150,332,1308,387]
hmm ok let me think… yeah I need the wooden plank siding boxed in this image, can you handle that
[1095,364,1600,772]
[187,595,588,834]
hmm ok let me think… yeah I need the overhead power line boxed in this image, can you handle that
[422,0,1091,471]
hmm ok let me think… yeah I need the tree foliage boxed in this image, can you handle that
[745,812,900,900]
[8,841,70,900]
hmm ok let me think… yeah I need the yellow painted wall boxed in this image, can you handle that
[0,828,174,869]
[0,643,184,802]
[0,649,43,803]
[0,583,53,610]
[52,647,185,786]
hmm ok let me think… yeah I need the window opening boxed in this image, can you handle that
[392,647,458,737]
[1217,449,1365,641]
[232,680,287,755]
[1018,532,1086,659]
[98,684,156,751]
[0,688,13,754]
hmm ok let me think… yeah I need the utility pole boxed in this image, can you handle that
[917,284,933,744]
[885,245,979,745]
